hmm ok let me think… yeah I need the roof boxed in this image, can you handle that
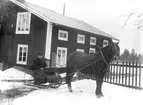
[11,0,118,40]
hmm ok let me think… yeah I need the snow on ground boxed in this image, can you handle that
[0,68,32,81]
[0,68,143,105]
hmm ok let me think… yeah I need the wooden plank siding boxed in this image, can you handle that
[0,1,114,68]
[51,24,112,57]
[0,2,47,66]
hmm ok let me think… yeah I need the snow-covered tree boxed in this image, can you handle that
[0,0,15,27]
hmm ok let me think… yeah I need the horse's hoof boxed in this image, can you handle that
[68,88,73,92]
[69,89,73,92]
[96,94,104,98]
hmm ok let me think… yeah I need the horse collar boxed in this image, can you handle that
[99,50,109,65]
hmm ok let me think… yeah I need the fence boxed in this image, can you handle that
[104,61,143,89]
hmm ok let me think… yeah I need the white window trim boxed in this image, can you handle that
[77,34,85,44]
[89,48,96,54]
[76,49,84,52]
[103,40,109,47]
[16,12,31,34]
[58,30,68,41]
[16,44,28,65]
[90,37,96,45]
[56,47,67,67]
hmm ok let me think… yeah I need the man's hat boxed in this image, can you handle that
[37,52,42,56]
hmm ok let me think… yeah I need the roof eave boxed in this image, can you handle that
[10,0,119,41]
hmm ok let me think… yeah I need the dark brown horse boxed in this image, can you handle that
[66,42,120,98]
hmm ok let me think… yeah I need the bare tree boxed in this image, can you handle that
[120,12,143,30]
[0,0,15,26]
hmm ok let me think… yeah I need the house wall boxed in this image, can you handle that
[0,1,113,68]
[51,24,112,56]
[0,2,47,67]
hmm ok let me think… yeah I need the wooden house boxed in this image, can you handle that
[0,0,119,68]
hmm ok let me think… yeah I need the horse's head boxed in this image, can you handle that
[110,41,120,61]
[97,41,120,64]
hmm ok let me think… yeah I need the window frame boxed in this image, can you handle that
[77,34,85,44]
[76,49,84,52]
[16,44,28,65]
[103,40,109,47]
[90,37,96,45]
[56,47,67,67]
[58,30,68,41]
[16,12,31,34]
[89,48,96,55]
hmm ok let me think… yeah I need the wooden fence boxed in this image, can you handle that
[104,61,143,89]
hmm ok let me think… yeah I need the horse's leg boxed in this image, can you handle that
[66,71,75,92]
[95,75,104,98]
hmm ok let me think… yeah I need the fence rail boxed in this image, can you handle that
[104,61,143,89]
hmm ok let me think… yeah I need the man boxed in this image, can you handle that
[31,52,47,70]
[29,52,48,85]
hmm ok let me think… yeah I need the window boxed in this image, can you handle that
[89,48,96,55]
[16,12,31,34]
[56,47,67,67]
[90,37,96,45]
[76,49,84,52]
[77,34,85,44]
[16,44,28,65]
[103,40,109,47]
[58,30,68,41]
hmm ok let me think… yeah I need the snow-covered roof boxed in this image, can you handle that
[11,0,118,40]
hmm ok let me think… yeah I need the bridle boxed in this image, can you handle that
[94,44,115,66]
[97,46,109,65]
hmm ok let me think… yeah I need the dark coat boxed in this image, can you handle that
[29,58,47,70]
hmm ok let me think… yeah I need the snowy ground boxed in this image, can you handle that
[0,68,143,105]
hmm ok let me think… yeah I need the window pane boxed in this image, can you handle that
[62,50,65,57]
[60,33,66,38]
[19,52,22,57]
[23,47,27,53]
[58,50,61,56]
[23,57,26,61]
[21,14,24,31]
[19,57,22,61]
[26,13,29,31]
[23,52,26,57]
[19,47,22,52]
[18,15,21,31]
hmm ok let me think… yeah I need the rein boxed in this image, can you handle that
[97,46,109,65]
[65,46,111,77]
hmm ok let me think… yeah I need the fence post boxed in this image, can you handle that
[132,61,135,88]
[107,66,110,82]
[139,63,142,89]
[118,61,121,84]
[122,61,125,85]
[128,62,131,87]
[116,61,119,84]
[110,63,113,83]
[113,62,116,83]
[135,62,138,88]
[125,61,128,86]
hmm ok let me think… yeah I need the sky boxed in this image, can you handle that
[26,0,143,54]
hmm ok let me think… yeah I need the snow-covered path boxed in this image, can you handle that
[0,68,143,105]
[12,80,143,105]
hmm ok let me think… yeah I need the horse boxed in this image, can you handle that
[65,42,120,98]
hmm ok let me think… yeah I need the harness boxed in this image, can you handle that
[65,45,112,77]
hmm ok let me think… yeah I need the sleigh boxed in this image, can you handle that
[25,67,65,88]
